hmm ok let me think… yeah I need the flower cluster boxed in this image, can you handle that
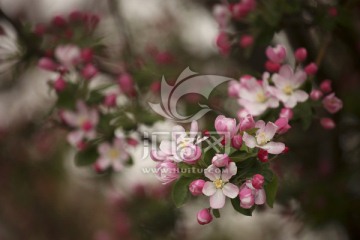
[151,115,288,224]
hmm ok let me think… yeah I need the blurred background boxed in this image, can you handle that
[0,0,360,239]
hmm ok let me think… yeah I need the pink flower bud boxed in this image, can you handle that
[279,108,293,120]
[228,81,240,98]
[189,179,205,196]
[328,7,338,17]
[213,4,230,28]
[118,73,136,96]
[216,32,231,56]
[212,154,230,167]
[197,208,213,225]
[150,81,161,93]
[320,118,336,129]
[322,93,343,114]
[81,48,94,62]
[54,77,66,92]
[239,35,253,48]
[320,80,332,93]
[237,109,250,119]
[38,57,58,71]
[231,2,252,20]
[265,61,281,73]
[252,174,265,189]
[231,135,243,149]
[310,89,323,101]
[155,52,174,65]
[304,63,318,75]
[81,63,98,80]
[104,93,117,107]
[69,11,83,22]
[274,117,291,135]
[215,115,237,138]
[282,146,289,154]
[55,44,81,67]
[294,48,307,62]
[239,187,254,209]
[52,16,67,28]
[127,138,139,147]
[82,120,93,131]
[239,114,255,131]
[257,149,268,162]
[266,44,287,63]
[34,24,46,36]
[155,161,179,184]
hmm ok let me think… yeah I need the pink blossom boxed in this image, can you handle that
[212,153,230,167]
[81,63,98,80]
[231,135,243,149]
[103,93,117,107]
[215,115,237,138]
[155,161,179,184]
[279,108,294,120]
[274,117,291,134]
[118,73,136,96]
[322,93,343,114]
[252,174,265,189]
[81,48,94,62]
[54,77,66,92]
[202,163,239,209]
[237,75,279,116]
[197,208,213,225]
[304,63,318,75]
[189,179,205,196]
[320,80,332,93]
[239,114,255,131]
[55,44,81,68]
[216,32,231,55]
[320,118,336,129]
[38,57,58,71]
[62,101,99,147]
[294,48,307,62]
[310,89,323,100]
[265,61,281,73]
[239,35,254,48]
[257,149,269,162]
[237,109,250,119]
[243,120,285,154]
[228,80,241,98]
[239,180,266,208]
[266,44,287,63]
[270,65,308,108]
[95,138,129,172]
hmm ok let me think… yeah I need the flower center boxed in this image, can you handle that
[256,92,267,103]
[108,148,120,160]
[282,85,293,95]
[214,179,224,189]
[256,132,269,145]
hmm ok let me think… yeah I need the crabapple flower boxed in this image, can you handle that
[54,77,66,92]
[252,174,265,189]
[95,138,129,171]
[310,89,323,100]
[216,32,231,55]
[237,75,279,116]
[239,114,255,131]
[156,161,179,184]
[38,57,58,71]
[189,179,205,196]
[213,4,231,28]
[150,121,201,164]
[215,115,237,138]
[202,163,239,209]
[243,120,285,154]
[118,73,136,96]
[197,208,213,225]
[239,35,254,48]
[62,101,99,147]
[55,44,81,68]
[279,108,293,120]
[304,62,318,75]
[81,48,94,62]
[274,117,291,134]
[271,65,308,108]
[239,179,266,209]
[257,149,269,162]
[228,80,241,98]
[212,154,230,167]
[320,80,332,93]
[265,61,281,73]
[266,44,287,63]
[231,135,243,149]
[295,48,307,62]
[322,93,343,114]
[81,63,98,80]
[320,118,336,129]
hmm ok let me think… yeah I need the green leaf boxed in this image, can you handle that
[202,147,216,166]
[244,128,259,135]
[171,176,193,208]
[125,156,134,166]
[178,163,203,178]
[230,197,254,216]
[212,209,220,218]
[293,102,313,130]
[56,82,78,109]
[75,146,98,166]
[264,174,278,208]
[229,151,257,163]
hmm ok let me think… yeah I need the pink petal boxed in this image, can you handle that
[202,181,217,196]
[293,90,308,102]
[292,69,307,88]
[255,120,266,130]
[242,132,256,148]
[159,140,173,155]
[221,162,237,181]
[204,164,221,181]
[98,143,111,155]
[112,160,124,172]
[261,141,285,154]
[67,131,84,146]
[96,157,111,170]
[210,189,226,209]
[222,183,239,198]
[278,65,293,79]
[255,189,266,205]
[264,122,278,140]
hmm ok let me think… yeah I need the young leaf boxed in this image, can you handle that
[229,151,257,163]
[264,174,278,208]
[212,209,221,218]
[171,176,193,208]
[230,197,254,216]
[75,146,98,166]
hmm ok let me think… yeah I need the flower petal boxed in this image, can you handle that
[221,162,237,181]
[202,181,217,196]
[204,164,221,181]
[159,140,173,155]
[242,132,257,149]
[255,189,266,205]
[264,122,278,140]
[222,183,239,198]
[293,90,308,102]
[262,141,285,154]
[210,189,226,209]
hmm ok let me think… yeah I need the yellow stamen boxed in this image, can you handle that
[108,149,120,159]
[257,132,269,145]
[283,85,293,95]
[256,92,267,103]
[214,179,224,189]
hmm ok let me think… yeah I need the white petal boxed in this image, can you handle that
[204,164,221,181]
[264,122,278,140]
[210,189,226,209]
[202,181,217,196]
[98,143,111,155]
[96,157,111,170]
[293,90,308,102]
[159,140,173,155]
[262,141,285,154]
[242,132,256,149]
[222,183,239,198]
[255,189,266,205]
[221,162,237,181]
